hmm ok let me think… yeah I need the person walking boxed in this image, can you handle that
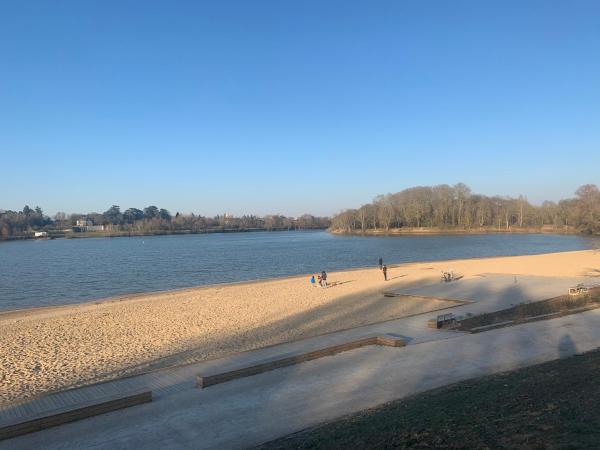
[321,270,328,288]
[378,257,383,270]
[382,265,388,281]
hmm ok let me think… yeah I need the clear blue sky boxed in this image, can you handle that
[1,1,599,217]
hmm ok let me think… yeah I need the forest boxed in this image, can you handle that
[2,184,598,241]
[0,205,330,240]
[329,183,600,235]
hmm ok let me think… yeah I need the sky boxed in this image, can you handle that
[1,1,599,217]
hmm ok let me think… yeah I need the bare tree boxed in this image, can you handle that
[329,183,599,235]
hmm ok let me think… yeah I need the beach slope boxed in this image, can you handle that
[0,249,598,404]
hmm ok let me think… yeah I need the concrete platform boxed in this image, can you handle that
[1,274,599,449]
[394,274,598,313]
[197,334,405,388]
[2,309,599,450]
[0,317,460,435]
[0,390,151,441]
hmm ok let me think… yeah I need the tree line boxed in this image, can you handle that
[0,205,330,240]
[330,183,600,235]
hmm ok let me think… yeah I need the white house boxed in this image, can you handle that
[73,219,105,232]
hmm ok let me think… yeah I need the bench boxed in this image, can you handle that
[0,390,152,441]
[197,334,405,389]
[428,313,457,329]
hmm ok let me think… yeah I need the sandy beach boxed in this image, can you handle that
[1,250,599,405]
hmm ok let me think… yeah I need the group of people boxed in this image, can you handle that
[310,271,328,288]
[310,258,388,288]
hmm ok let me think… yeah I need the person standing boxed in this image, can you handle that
[310,275,316,287]
[382,265,388,281]
[321,270,328,288]
[378,257,383,270]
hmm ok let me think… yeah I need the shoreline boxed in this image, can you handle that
[0,273,312,321]
[1,249,598,404]
[0,227,328,243]
[1,248,597,318]
[2,227,596,244]
[328,227,590,236]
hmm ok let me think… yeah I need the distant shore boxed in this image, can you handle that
[0,226,328,242]
[1,249,598,405]
[3,226,594,243]
[328,226,588,236]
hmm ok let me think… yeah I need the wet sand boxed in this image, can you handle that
[1,249,598,404]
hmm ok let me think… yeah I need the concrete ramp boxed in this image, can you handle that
[197,334,406,388]
[0,390,151,441]
[392,275,598,312]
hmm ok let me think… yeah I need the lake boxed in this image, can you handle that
[0,231,598,311]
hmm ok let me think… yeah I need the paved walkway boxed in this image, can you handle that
[1,275,598,449]
[0,313,463,423]
[396,274,597,313]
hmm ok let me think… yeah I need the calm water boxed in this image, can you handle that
[0,231,598,311]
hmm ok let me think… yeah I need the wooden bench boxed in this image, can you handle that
[197,334,405,389]
[0,390,152,441]
[428,313,456,329]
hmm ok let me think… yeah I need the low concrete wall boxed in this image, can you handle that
[197,335,405,389]
[0,390,152,441]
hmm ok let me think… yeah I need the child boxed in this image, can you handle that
[310,275,316,287]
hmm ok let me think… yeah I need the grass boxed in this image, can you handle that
[258,348,600,450]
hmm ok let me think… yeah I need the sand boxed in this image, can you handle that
[1,249,599,405]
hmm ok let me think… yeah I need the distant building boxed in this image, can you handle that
[73,219,105,232]
[34,231,48,238]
